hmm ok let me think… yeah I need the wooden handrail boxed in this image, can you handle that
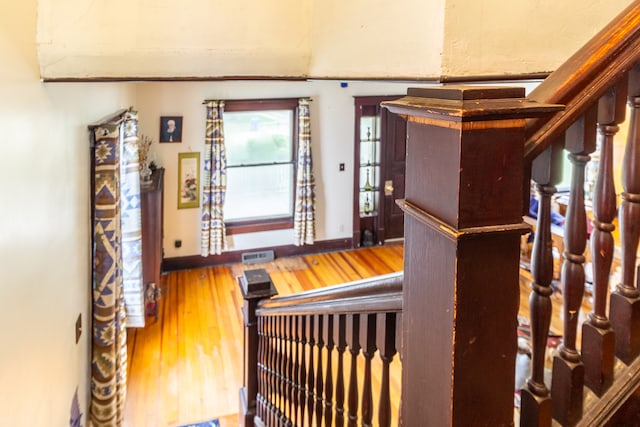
[524,0,640,162]
[256,271,403,314]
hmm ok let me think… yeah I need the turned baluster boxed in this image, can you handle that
[334,314,347,427]
[271,316,280,425]
[264,316,274,425]
[282,316,291,426]
[306,315,316,427]
[360,314,376,427]
[551,109,595,424]
[285,316,294,427]
[263,316,272,424]
[584,83,627,397]
[271,317,282,426]
[257,316,266,420]
[521,140,563,427]
[291,316,301,427]
[346,314,361,427]
[611,65,640,364]
[298,316,308,425]
[278,316,288,426]
[377,313,397,427]
[323,315,335,427]
[314,315,325,427]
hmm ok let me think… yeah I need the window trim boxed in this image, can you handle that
[223,98,300,235]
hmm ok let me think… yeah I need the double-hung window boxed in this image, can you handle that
[224,98,298,234]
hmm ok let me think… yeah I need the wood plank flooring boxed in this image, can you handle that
[125,244,404,427]
[124,242,587,427]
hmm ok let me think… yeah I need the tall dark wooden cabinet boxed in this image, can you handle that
[353,96,407,247]
[141,168,164,291]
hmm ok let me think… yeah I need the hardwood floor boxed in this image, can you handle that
[124,242,588,426]
[125,244,404,427]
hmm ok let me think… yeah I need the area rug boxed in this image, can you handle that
[177,419,219,427]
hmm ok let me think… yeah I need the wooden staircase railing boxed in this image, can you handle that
[239,3,640,426]
[239,270,402,427]
[518,64,640,427]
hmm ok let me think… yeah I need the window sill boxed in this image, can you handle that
[226,217,293,235]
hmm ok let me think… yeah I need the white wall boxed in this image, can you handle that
[1,2,136,425]
[37,0,632,80]
[309,0,446,78]
[37,0,312,79]
[441,0,634,77]
[136,80,434,258]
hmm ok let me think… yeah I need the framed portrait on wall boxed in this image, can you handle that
[159,116,183,143]
[178,152,200,209]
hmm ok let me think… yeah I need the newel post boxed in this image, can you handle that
[239,268,278,427]
[383,87,561,426]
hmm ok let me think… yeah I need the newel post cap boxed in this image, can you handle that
[382,85,563,122]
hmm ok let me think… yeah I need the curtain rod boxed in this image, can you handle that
[202,97,312,104]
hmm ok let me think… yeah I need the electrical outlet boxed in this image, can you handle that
[75,313,82,344]
[175,239,182,248]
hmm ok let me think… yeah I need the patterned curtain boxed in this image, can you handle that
[201,100,227,256]
[120,113,145,328]
[294,98,316,245]
[91,110,142,426]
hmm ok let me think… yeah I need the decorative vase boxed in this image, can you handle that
[140,161,152,185]
[363,169,373,191]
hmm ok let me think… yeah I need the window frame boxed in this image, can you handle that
[223,98,300,235]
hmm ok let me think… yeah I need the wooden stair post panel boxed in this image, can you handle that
[239,269,278,427]
[383,87,562,426]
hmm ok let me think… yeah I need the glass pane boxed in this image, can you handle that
[225,164,294,221]
[225,110,293,166]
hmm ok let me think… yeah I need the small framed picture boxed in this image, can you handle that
[178,152,200,209]
[159,116,182,143]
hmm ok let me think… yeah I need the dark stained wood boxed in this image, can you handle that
[522,178,557,426]
[611,66,640,364]
[334,314,347,427]
[551,110,595,425]
[141,168,164,315]
[584,85,626,399]
[381,106,407,241]
[126,240,640,427]
[522,139,563,427]
[353,96,406,247]
[291,316,301,427]
[360,314,377,427]
[298,316,307,426]
[305,315,315,427]
[377,313,397,427]
[323,315,335,427]
[346,314,360,427]
[239,269,278,427]
[524,1,640,162]
[277,316,287,425]
[313,314,324,427]
[384,86,557,426]
[258,272,402,312]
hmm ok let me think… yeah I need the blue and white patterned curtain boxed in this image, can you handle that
[120,113,144,327]
[91,109,142,426]
[294,98,316,245]
[201,101,227,256]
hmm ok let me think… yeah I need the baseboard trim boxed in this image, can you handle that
[162,238,354,272]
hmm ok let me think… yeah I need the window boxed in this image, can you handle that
[223,99,299,234]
